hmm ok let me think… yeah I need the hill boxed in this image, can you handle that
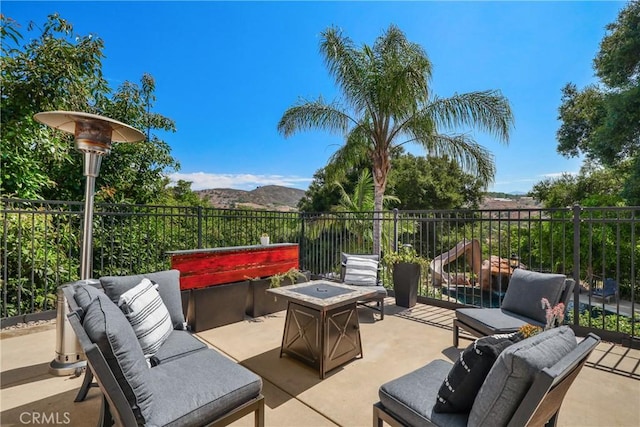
[196,185,306,211]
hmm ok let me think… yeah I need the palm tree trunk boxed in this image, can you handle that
[372,149,390,257]
[373,182,384,256]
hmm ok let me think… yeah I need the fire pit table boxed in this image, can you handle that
[267,280,377,379]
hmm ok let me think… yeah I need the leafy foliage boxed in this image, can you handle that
[529,162,626,208]
[0,14,179,204]
[387,153,484,209]
[555,2,640,205]
[1,205,80,316]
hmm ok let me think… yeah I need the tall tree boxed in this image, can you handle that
[1,14,108,199]
[387,154,484,210]
[278,25,513,254]
[0,14,179,203]
[529,162,626,208]
[556,1,640,205]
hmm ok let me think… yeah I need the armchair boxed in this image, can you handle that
[374,327,600,427]
[453,269,574,347]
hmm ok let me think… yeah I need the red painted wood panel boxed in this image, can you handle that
[171,244,299,290]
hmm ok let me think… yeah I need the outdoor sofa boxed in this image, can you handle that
[63,269,264,427]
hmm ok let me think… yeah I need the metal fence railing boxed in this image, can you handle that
[2,198,638,346]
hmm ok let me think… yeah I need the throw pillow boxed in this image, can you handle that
[118,278,173,357]
[344,256,379,286]
[100,269,187,330]
[434,332,522,413]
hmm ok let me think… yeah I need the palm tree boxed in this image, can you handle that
[278,24,514,255]
[304,169,413,259]
[332,169,400,251]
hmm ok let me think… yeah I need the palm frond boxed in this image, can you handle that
[320,27,372,115]
[424,91,514,142]
[277,97,353,137]
[415,133,496,185]
[325,125,372,182]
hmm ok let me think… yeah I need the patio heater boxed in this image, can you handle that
[34,111,145,376]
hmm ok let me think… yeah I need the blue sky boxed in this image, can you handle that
[4,1,626,193]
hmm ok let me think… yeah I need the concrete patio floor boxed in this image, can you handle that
[1,300,639,426]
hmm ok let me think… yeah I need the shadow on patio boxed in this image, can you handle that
[1,299,639,426]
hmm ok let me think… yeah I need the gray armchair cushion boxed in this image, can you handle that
[358,285,388,297]
[468,326,577,427]
[100,269,186,330]
[379,359,468,427]
[149,349,262,426]
[151,330,207,366]
[500,269,566,324]
[81,290,154,424]
[456,308,545,336]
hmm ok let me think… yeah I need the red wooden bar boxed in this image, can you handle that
[167,244,300,331]
[168,243,299,290]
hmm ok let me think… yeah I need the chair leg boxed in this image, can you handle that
[97,395,115,427]
[75,368,97,402]
[453,321,459,347]
[379,299,384,320]
[373,404,384,427]
[255,398,265,427]
[544,412,559,427]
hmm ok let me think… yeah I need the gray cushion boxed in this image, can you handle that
[468,326,577,427]
[73,284,103,312]
[456,308,545,335]
[81,290,154,424]
[100,270,186,330]
[500,270,566,324]
[151,330,207,366]
[148,349,263,427]
[358,285,388,297]
[379,359,468,427]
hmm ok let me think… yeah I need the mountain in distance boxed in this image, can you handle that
[195,187,538,211]
[196,185,306,211]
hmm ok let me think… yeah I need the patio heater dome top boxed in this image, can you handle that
[34,111,145,155]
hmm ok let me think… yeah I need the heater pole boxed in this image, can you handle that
[33,111,144,382]
[79,152,101,280]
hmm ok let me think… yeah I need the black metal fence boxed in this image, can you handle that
[2,198,638,346]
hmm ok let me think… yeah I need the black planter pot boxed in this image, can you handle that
[246,271,310,317]
[392,262,420,308]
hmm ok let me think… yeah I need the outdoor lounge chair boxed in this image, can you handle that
[592,278,618,303]
[340,253,387,320]
[373,327,601,427]
[453,269,574,347]
[63,274,264,427]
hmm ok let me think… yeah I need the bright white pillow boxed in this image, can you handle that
[118,278,173,357]
[344,256,379,286]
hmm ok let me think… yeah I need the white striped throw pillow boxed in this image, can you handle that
[344,256,379,286]
[118,278,173,357]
